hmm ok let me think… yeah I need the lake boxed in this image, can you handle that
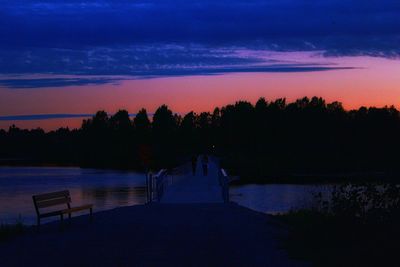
[0,166,331,225]
[0,166,147,225]
[230,184,332,214]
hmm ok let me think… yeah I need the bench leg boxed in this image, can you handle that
[36,217,41,231]
[89,208,93,222]
[59,214,64,230]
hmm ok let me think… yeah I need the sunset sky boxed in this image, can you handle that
[1,0,400,130]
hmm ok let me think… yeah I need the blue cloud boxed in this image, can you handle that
[0,0,397,84]
[0,64,354,89]
[0,77,122,88]
[137,65,355,78]
[1,0,399,55]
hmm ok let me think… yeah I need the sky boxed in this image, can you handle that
[1,0,400,130]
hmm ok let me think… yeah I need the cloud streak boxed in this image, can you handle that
[0,114,93,121]
[0,113,139,121]
[0,77,122,89]
[1,0,399,56]
[0,64,354,89]
[0,0,397,87]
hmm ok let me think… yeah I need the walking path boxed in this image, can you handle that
[161,156,224,203]
[0,204,307,267]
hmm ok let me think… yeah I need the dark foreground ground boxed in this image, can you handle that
[0,203,307,267]
[280,210,400,267]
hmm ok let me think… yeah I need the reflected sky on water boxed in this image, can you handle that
[230,184,333,214]
[0,166,335,224]
[0,167,146,225]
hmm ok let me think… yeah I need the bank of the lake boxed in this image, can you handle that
[278,210,399,267]
[229,170,396,185]
[230,183,333,214]
[276,182,400,267]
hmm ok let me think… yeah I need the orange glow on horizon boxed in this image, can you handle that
[1,56,400,131]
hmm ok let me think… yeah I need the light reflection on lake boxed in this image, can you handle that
[230,184,333,214]
[0,167,147,225]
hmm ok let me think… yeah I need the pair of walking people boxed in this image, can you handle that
[192,155,209,176]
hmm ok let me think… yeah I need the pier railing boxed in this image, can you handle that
[146,169,169,203]
[219,168,239,203]
[219,168,230,203]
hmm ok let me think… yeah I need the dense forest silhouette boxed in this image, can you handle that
[1,96,400,182]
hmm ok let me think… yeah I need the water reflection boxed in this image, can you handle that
[1,166,335,224]
[230,184,333,214]
[80,186,146,208]
[0,167,147,225]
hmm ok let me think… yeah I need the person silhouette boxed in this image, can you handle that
[191,155,197,176]
[202,155,209,176]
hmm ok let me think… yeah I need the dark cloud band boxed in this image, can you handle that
[0,0,397,85]
[1,0,399,56]
[0,77,121,89]
[0,64,354,89]
[0,114,93,121]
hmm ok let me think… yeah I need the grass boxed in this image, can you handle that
[0,219,26,242]
[277,210,400,267]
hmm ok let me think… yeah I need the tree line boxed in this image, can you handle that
[1,96,400,182]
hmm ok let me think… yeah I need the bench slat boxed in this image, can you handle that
[39,210,63,218]
[33,190,70,201]
[61,204,93,214]
[36,197,71,208]
[39,205,93,218]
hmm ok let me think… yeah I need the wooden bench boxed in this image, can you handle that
[32,190,93,226]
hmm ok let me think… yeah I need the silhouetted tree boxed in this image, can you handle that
[109,110,131,132]
[152,105,179,168]
[2,97,400,182]
[134,109,152,170]
[134,109,151,134]
[152,105,177,136]
[180,111,198,153]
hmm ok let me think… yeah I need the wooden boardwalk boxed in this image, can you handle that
[161,156,224,204]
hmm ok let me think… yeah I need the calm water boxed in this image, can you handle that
[0,166,332,224]
[230,184,332,214]
[0,167,147,225]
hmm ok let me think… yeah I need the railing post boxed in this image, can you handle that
[225,179,230,203]
[147,173,153,203]
[156,175,161,202]
[220,168,230,203]
[147,169,169,203]
[146,173,149,203]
